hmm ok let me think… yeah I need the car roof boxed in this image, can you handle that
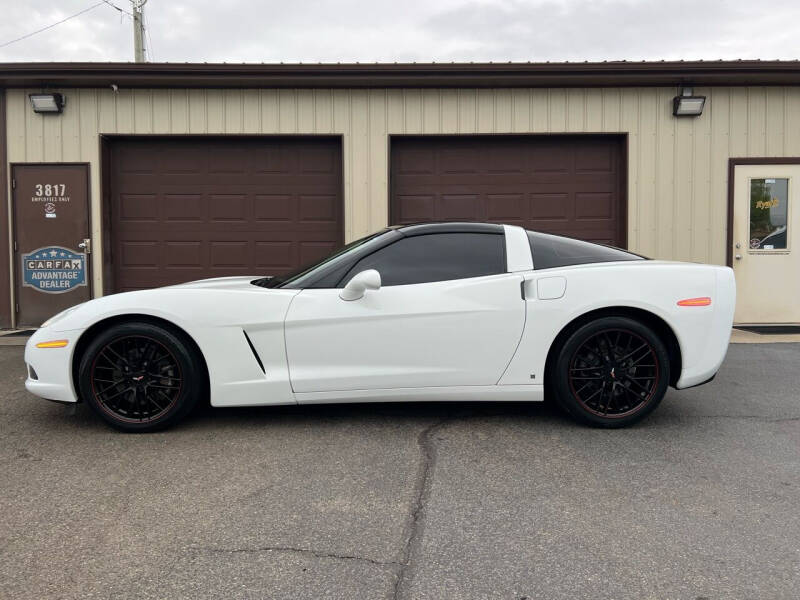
[394,222,505,236]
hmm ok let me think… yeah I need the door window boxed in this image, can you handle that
[341,232,505,286]
[750,178,789,250]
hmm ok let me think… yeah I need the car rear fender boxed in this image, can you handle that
[498,262,733,389]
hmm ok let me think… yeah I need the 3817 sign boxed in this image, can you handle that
[35,183,66,197]
[31,181,71,219]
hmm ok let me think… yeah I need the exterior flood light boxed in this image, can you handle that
[29,93,65,114]
[673,87,705,117]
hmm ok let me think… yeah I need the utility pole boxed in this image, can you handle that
[132,0,147,62]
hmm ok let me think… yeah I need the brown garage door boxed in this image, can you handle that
[391,135,626,246]
[107,137,342,292]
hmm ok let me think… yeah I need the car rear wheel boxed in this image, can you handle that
[77,322,203,432]
[552,316,670,428]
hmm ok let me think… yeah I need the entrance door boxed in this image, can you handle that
[732,163,800,324]
[12,164,92,327]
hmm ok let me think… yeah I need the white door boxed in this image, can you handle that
[732,164,800,324]
[284,273,525,393]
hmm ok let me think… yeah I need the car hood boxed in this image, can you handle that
[166,275,269,290]
[44,275,297,332]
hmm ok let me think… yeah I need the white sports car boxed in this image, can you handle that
[25,223,735,432]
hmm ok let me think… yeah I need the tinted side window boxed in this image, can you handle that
[527,231,645,270]
[342,233,505,286]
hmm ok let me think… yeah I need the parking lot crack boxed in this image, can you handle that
[198,544,397,567]
[696,414,800,422]
[392,417,452,600]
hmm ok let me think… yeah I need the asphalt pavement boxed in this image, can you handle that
[1,342,798,599]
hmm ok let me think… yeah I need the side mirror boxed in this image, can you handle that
[339,269,381,301]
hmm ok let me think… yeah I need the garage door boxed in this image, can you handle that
[391,135,626,247]
[107,137,342,292]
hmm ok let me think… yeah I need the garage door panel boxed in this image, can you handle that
[117,146,157,173]
[208,195,249,222]
[254,194,293,221]
[487,147,526,174]
[526,147,571,173]
[252,147,294,173]
[486,194,527,221]
[299,147,339,174]
[395,148,436,175]
[209,149,252,174]
[109,137,342,291]
[210,241,251,268]
[164,241,204,269]
[118,194,158,222]
[575,147,614,173]
[120,241,159,268]
[163,195,204,222]
[439,194,482,220]
[298,195,338,222]
[530,193,570,220]
[160,148,209,174]
[395,194,435,223]
[575,192,614,220]
[439,148,482,174]
[254,241,294,269]
[391,135,625,248]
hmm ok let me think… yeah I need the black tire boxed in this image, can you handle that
[77,322,203,432]
[551,316,670,428]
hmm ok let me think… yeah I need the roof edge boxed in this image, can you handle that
[1,60,800,89]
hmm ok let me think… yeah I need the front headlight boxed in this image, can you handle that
[40,304,82,328]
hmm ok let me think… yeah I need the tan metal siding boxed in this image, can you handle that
[7,86,800,295]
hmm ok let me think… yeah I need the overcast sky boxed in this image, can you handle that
[0,0,798,64]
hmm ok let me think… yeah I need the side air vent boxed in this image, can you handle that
[242,331,266,374]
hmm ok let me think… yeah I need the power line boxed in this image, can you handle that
[0,1,108,50]
[102,0,134,18]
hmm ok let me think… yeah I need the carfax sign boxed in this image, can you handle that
[22,246,87,294]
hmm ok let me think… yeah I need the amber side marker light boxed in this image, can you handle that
[677,297,712,307]
[36,340,69,349]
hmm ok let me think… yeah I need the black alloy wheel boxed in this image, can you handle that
[552,316,670,428]
[78,322,203,432]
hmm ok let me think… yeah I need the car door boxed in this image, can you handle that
[284,231,526,394]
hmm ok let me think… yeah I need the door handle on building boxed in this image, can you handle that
[78,238,91,254]
[735,254,742,260]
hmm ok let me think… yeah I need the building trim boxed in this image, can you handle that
[726,157,800,266]
[0,90,10,328]
[2,61,800,89]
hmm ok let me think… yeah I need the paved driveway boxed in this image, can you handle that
[1,342,798,599]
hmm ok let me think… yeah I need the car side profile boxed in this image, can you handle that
[25,223,736,432]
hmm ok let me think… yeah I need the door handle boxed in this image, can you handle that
[78,238,91,254]
[735,254,742,260]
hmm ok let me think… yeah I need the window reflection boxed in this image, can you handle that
[750,178,788,250]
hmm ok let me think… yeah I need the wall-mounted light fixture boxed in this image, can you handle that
[29,93,65,114]
[673,87,705,117]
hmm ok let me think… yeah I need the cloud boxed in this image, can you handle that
[0,0,798,63]
[422,0,800,61]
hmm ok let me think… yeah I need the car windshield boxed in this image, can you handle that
[254,229,396,288]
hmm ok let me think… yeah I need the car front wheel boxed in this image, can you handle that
[77,322,203,432]
[552,316,670,428]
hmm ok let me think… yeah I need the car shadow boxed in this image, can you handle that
[183,398,567,431]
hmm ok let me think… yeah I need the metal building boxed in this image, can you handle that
[2,61,800,328]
